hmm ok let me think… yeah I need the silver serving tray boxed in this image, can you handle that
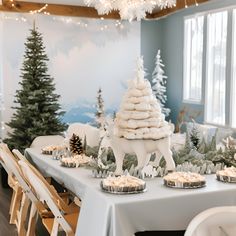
[42,150,53,155]
[163,180,206,189]
[216,174,236,183]
[101,187,147,195]
[60,163,77,168]
[100,181,147,194]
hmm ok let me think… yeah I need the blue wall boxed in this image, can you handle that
[141,20,163,78]
[141,0,236,126]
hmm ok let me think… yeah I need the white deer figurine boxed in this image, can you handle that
[100,123,176,175]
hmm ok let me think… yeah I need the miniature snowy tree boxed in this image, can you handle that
[198,137,207,154]
[95,88,105,129]
[209,134,217,151]
[151,49,170,117]
[190,124,201,149]
[184,131,193,152]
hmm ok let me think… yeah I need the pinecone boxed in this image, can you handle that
[69,133,83,155]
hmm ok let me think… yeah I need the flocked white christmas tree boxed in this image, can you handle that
[95,87,106,129]
[114,56,172,140]
[152,50,170,117]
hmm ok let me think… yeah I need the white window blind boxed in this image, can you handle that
[205,11,228,125]
[232,10,236,127]
[183,15,204,102]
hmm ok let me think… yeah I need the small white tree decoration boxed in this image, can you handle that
[152,49,170,117]
[95,87,106,129]
[136,56,146,81]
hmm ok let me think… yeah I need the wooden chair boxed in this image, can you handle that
[18,159,80,236]
[0,152,22,225]
[12,149,79,206]
[1,144,68,236]
[184,206,236,236]
[0,144,39,236]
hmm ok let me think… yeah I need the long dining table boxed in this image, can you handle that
[25,147,236,236]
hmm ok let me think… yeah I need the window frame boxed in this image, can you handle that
[184,6,236,128]
[183,13,205,104]
[230,9,236,128]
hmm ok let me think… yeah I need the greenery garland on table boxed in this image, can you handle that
[85,126,236,177]
[172,131,236,169]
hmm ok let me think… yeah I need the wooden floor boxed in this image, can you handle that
[0,178,18,236]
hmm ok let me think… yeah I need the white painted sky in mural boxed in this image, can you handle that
[1,12,140,125]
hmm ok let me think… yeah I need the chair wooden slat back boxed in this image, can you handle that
[0,143,16,177]
[0,144,52,212]
[0,144,38,203]
[12,149,26,161]
[19,160,74,235]
[13,149,72,213]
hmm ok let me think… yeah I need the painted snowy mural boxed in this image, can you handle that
[0,13,140,136]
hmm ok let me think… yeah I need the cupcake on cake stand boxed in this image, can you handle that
[106,57,175,175]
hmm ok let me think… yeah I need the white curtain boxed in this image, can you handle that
[205,11,228,125]
[183,15,204,102]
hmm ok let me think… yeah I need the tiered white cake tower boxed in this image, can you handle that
[114,57,172,140]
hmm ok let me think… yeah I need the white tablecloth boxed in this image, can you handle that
[25,148,236,236]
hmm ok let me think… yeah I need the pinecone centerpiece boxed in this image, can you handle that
[114,57,172,140]
[69,134,83,155]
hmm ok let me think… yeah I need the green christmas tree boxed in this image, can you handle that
[4,27,67,151]
[184,131,192,152]
[83,135,87,153]
[95,87,105,129]
[190,124,201,149]
[209,134,217,151]
[198,137,207,154]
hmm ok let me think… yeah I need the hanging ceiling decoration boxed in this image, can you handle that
[84,0,177,21]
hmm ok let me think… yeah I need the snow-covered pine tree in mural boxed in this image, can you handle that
[95,88,105,129]
[4,27,67,151]
[151,49,170,117]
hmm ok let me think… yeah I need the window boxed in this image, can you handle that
[232,9,236,127]
[205,11,228,125]
[183,15,204,102]
[183,8,235,127]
